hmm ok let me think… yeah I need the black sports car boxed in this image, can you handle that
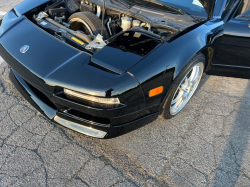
[0,0,249,138]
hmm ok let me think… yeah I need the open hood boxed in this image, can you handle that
[199,0,216,19]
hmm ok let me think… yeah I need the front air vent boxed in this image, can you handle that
[88,61,120,75]
[25,81,57,110]
[63,109,111,125]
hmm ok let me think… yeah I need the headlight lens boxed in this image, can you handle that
[64,88,120,106]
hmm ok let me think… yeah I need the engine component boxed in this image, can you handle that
[43,17,93,43]
[54,16,66,23]
[64,0,80,14]
[44,0,64,12]
[80,3,95,13]
[54,32,66,42]
[108,31,161,56]
[132,26,146,30]
[36,18,59,32]
[68,12,109,39]
[121,17,132,31]
[36,11,49,21]
[109,20,120,35]
[141,23,151,31]
[36,17,90,49]
[132,20,141,27]
[107,17,112,36]
[96,5,101,17]
[85,34,107,51]
[62,22,70,28]
[61,30,88,48]
[101,0,106,37]
[48,7,67,18]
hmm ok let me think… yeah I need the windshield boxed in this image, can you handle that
[126,0,208,18]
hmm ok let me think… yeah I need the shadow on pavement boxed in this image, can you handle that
[212,81,250,185]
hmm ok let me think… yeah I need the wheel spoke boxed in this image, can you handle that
[172,90,184,105]
[192,75,200,86]
[188,67,196,83]
[170,62,204,116]
[179,86,186,92]
[189,66,200,84]
[184,77,189,86]
[180,77,189,92]
[172,97,184,112]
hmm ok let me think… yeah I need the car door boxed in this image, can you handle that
[208,0,250,78]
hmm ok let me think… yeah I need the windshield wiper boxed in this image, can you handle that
[114,0,131,9]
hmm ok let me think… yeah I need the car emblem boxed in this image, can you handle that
[20,45,30,54]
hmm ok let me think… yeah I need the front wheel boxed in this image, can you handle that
[161,53,205,119]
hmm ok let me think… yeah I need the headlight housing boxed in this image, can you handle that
[64,88,120,108]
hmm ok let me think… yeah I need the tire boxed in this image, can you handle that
[68,12,109,39]
[161,53,205,119]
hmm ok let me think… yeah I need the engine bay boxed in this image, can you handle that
[27,0,197,54]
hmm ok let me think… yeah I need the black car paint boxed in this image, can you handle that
[1,0,248,137]
[91,31,162,74]
[212,14,250,68]
[207,0,250,79]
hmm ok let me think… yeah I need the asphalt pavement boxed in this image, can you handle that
[1,1,250,186]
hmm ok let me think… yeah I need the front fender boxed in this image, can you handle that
[129,19,224,109]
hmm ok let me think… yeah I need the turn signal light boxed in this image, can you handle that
[149,86,163,97]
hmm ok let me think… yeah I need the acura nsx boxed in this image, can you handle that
[0,0,249,138]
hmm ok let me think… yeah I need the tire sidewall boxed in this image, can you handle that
[68,12,109,39]
[162,53,205,119]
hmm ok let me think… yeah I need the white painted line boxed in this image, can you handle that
[0,11,7,16]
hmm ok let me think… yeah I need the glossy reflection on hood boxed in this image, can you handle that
[91,31,161,74]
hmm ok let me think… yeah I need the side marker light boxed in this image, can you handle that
[149,86,163,97]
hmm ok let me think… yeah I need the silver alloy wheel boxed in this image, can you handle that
[170,62,204,115]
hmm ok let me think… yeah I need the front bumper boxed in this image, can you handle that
[9,69,159,138]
